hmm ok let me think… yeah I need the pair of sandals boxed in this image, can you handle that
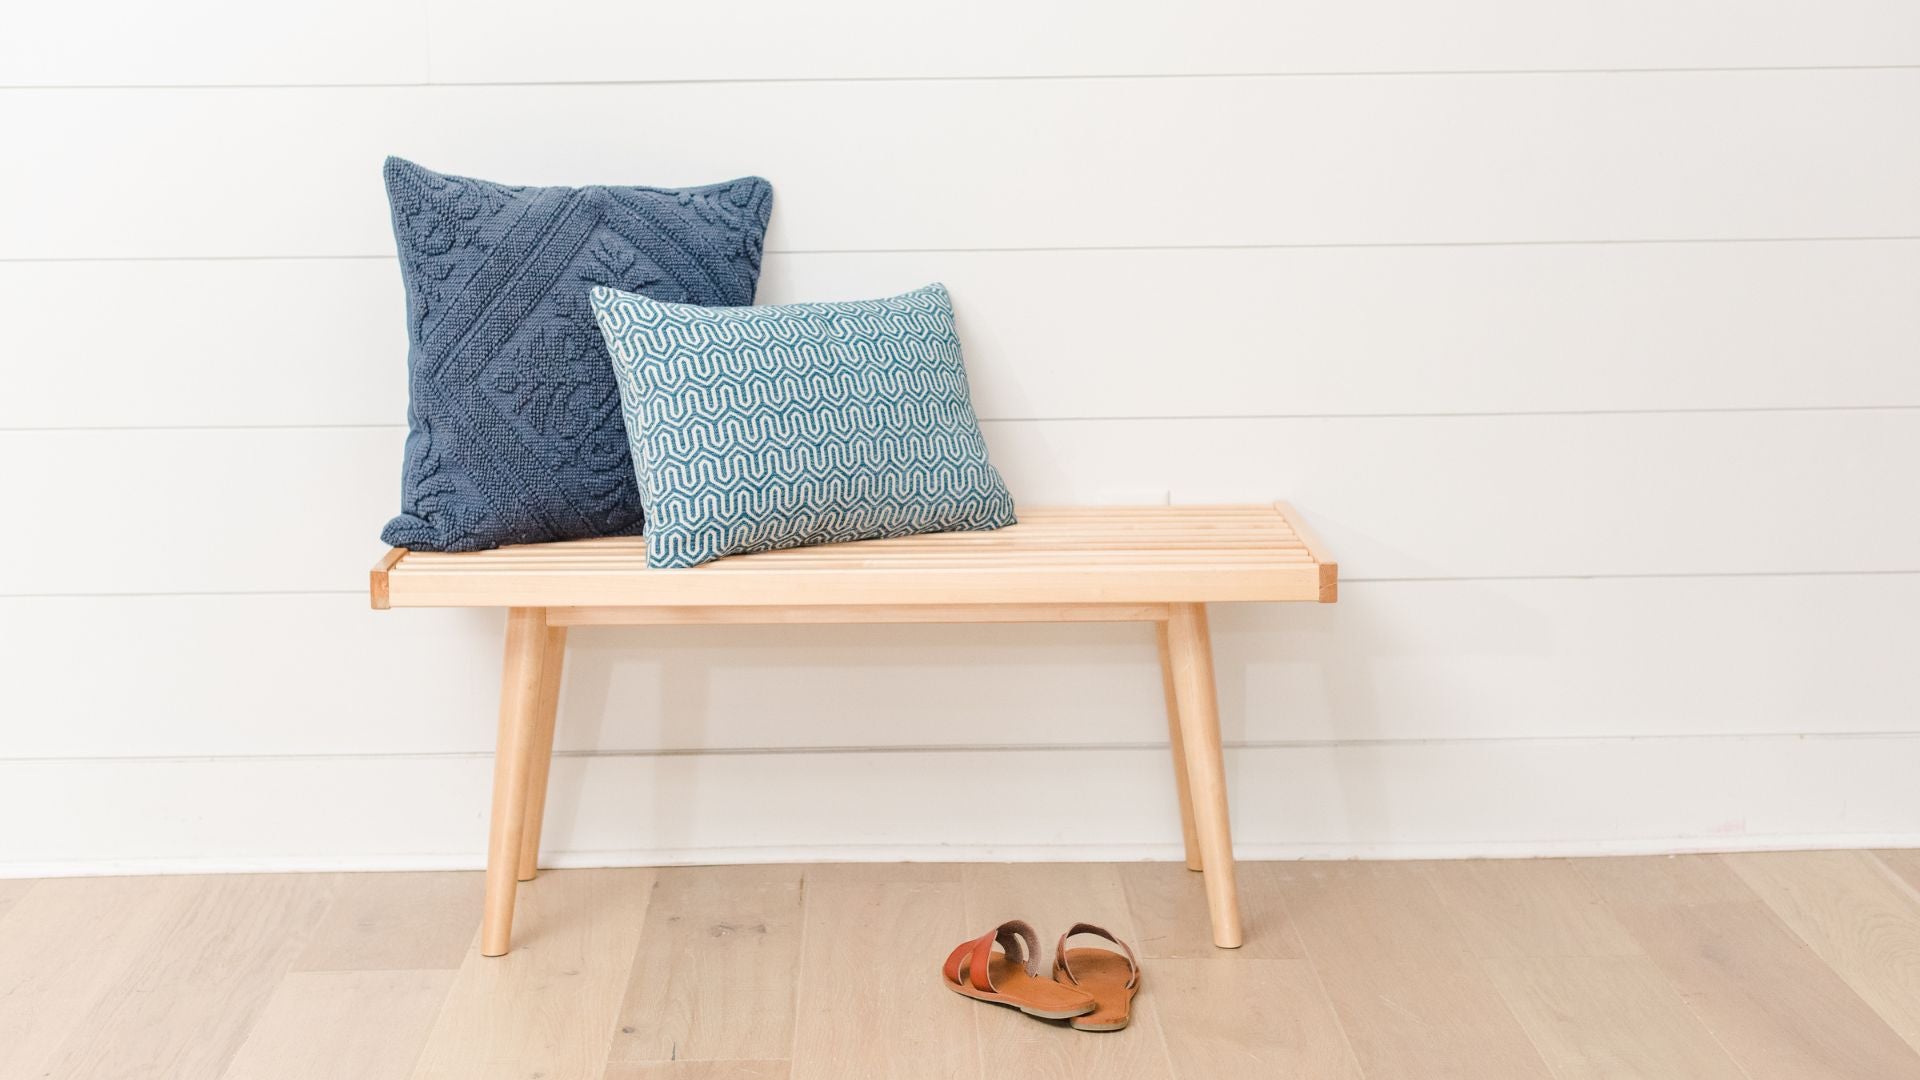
[942,920,1140,1032]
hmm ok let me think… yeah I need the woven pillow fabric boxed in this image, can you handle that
[380,157,773,551]
[589,282,1017,568]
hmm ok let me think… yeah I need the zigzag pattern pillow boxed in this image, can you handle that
[381,157,772,552]
[589,282,1017,568]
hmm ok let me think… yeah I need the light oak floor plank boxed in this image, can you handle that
[0,876,197,1080]
[1423,859,1643,959]
[604,1063,791,1079]
[1425,859,1748,1078]
[1576,852,1756,906]
[6,857,1920,1079]
[0,878,34,923]
[798,862,964,885]
[1874,850,1920,898]
[408,868,655,1080]
[1580,855,1920,1080]
[607,864,805,1065]
[219,968,455,1080]
[293,870,482,972]
[1727,850,1920,1055]
[1272,862,1554,1080]
[1484,956,1748,1080]
[1119,861,1303,959]
[788,879,977,1080]
[962,862,1175,1080]
[1153,959,1362,1079]
[40,872,342,1080]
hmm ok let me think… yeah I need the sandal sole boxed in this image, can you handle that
[944,981,1097,1020]
[1054,945,1139,1034]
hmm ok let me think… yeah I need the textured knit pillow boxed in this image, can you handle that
[380,157,773,551]
[589,282,1017,568]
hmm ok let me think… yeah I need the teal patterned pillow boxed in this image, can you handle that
[589,282,1017,568]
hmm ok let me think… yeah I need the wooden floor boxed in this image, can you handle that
[5,853,1920,1079]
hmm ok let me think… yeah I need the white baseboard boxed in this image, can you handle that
[11,734,1920,878]
[8,834,1920,881]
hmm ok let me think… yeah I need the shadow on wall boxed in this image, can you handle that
[533,582,1553,854]
[1212,581,1555,849]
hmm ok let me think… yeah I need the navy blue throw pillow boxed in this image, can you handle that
[379,157,773,551]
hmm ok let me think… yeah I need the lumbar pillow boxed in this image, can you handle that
[589,282,1017,568]
[380,157,773,552]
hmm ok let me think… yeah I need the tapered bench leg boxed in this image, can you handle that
[482,607,550,957]
[1165,602,1244,948]
[516,625,568,882]
[1155,622,1205,872]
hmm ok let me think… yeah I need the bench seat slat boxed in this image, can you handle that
[372,503,1337,609]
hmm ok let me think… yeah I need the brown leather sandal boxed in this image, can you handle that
[943,920,1098,1020]
[1052,923,1141,1032]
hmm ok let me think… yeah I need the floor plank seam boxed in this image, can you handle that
[1573,857,1765,1080]
[1251,875,1368,1078]
[786,870,815,1076]
[1868,851,1920,910]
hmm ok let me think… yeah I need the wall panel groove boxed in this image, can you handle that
[6,574,1915,759]
[14,2,1918,87]
[13,406,1920,435]
[10,234,1920,262]
[6,412,1914,595]
[12,240,1919,428]
[14,727,1919,768]
[7,72,1916,259]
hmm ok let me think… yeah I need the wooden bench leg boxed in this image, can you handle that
[1165,602,1244,948]
[1155,622,1205,872]
[482,607,550,957]
[516,625,568,882]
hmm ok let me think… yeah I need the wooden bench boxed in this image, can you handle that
[370,502,1336,956]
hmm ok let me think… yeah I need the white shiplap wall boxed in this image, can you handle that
[3,1,1918,875]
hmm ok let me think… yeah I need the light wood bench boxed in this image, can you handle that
[371,502,1336,956]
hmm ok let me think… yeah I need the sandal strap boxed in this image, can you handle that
[942,940,975,988]
[1054,922,1139,990]
[943,920,1040,993]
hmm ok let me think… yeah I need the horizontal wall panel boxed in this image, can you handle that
[14,239,1919,429]
[0,428,399,596]
[6,734,1918,873]
[9,2,1915,89]
[5,574,1917,759]
[0,597,510,757]
[0,259,409,429]
[2,1,428,87]
[427,1,1920,83]
[7,71,1917,260]
[773,240,1920,417]
[4,410,1917,595]
[1216,575,1920,743]
[989,411,1920,577]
